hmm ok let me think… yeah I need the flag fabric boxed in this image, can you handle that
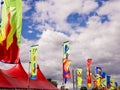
[0,0,22,63]
[30,45,39,80]
[115,82,118,88]
[107,76,111,89]
[93,75,97,88]
[87,59,92,88]
[95,66,102,75]
[63,41,70,84]
[110,78,115,90]
[63,59,71,83]
[63,41,70,60]
[96,74,101,88]
[77,68,82,87]
[101,72,107,88]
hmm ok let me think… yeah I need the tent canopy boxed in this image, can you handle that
[0,61,59,90]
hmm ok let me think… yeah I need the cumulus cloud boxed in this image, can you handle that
[1,0,120,89]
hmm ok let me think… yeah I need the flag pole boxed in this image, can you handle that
[76,69,78,90]
[28,49,31,90]
[27,61,31,90]
[72,69,75,90]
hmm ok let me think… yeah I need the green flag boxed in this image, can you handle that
[77,68,82,87]
[0,0,22,63]
[30,45,39,80]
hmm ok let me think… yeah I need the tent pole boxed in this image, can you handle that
[72,69,75,90]
[27,61,31,90]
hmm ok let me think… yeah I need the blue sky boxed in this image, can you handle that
[1,0,120,89]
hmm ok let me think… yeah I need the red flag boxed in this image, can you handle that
[87,59,92,88]
[0,0,22,63]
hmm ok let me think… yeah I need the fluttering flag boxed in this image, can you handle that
[87,59,92,88]
[93,75,97,88]
[63,59,71,83]
[0,0,22,63]
[77,68,82,87]
[95,66,102,75]
[63,41,70,84]
[30,45,39,80]
[63,41,70,60]
[96,74,101,88]
[110,78,115,90]
[101,72,107,88]
[107,76,111,89]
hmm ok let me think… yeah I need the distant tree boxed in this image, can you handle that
[80,86,87,90]
[91,87,98,90]
[47,78,58,87]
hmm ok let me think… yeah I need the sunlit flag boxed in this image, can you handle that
[63,41,71,84]
[110,78,115,90]
[95,66,102,75]
[0,0,22,63]
[87,59,92,88]
[63,59,71,83]
[30,45,39,80]
[96,74,101,88]
[95,66,102,88]
[63,41,70,60]
[101,72,107,88]
[77,68,82,87]
[107,75,111,89]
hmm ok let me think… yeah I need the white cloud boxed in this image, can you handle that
[20,0,120,88]
[1,0,120,89]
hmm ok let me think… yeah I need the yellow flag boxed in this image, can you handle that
[77,68,82,87]
[30,45,39,80]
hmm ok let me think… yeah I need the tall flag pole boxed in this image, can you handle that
[101,72,107,90]
[110,77,115,90]
[0,0,22,63]
[77,68,83,88]
[30,45,39,80]
[87,58,92,88]
[95,66,102,89]
[63,41,71,84]
[107,75,111,90]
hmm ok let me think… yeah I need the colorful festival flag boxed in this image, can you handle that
[87,59,92,88]
[95,66,102,75]
[0,0,22,63]
[110,78,115,90]
[96,74,101,88]
[63,59,71,83]
[101,72,107,88]
[77,68,82,87]
[30,45,39,80]
[63,41,70,84]
[107,76,111,89]
[63,41,70,60]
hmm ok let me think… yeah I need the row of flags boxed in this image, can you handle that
[63,41,71,84]
[75,60,118,90]
[0,1,118,87]
[62,42,118,90]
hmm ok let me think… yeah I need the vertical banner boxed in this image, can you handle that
[95,66,102,88]
[30,45,38,80]
[87,59,92,88]
[110,78,115,90]
[63,41,70,84]
[107,76,111,90]
[0,0,22,63]
[101,72,107,89]
[95,66,102,75]
[63,41,70,60]
[77,68,82,87]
